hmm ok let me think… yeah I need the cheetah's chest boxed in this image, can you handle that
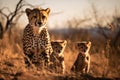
[32,28,49,50]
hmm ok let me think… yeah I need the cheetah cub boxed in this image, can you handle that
[71,41,91,74]
[49,40,67,74]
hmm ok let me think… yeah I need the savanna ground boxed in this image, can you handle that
[0,20,120,80]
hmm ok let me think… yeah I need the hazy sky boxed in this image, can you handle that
[0,0,120,29]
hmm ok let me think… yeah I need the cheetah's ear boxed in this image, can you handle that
[60,40,67,47]
[86,41,91,47]
[45,8,50,14]
[63,40,67,46]
[25,8,32,16]
[76,43,80,48]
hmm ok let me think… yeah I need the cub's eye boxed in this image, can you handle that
[33,16,37,18]
[42,16,46,19]
[81,46,84,49]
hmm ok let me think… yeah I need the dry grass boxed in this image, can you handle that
[0,26,120,80]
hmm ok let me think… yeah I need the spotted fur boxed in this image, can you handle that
[49,40,67,74]
[22,8,53,69]
[71,41,91,74]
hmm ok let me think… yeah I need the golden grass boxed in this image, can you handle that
[0,27,120,79]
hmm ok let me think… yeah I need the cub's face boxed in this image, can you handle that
[77,41,91,53]
[25,8,50,27]
[51,40,67,55]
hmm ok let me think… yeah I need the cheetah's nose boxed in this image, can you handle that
[38,22,42,26]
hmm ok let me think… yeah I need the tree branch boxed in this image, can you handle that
[5,0,23,31]
[0,10,8,18]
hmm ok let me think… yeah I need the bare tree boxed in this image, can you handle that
[0,0,35,39]
[0,22,3,39]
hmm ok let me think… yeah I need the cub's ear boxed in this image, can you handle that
[86,41,91,47]
[76,42,83,49]
[63,40,67,46]
[45,8,50,14]
[25,8,32,16]
[57,40,67,47]
[77,43,80,48]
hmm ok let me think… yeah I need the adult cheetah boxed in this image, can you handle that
[22,8,53,69]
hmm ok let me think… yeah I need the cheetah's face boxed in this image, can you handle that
[51,40,67,55]
[25,8,50,27]
[77,41,91,53]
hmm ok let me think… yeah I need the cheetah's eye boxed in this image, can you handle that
[33,16,37,18]
[81,46,84,49]
[42,16,46,19]
[58,50,61,53]
[86,56,89,60]
[55,46,57,49]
